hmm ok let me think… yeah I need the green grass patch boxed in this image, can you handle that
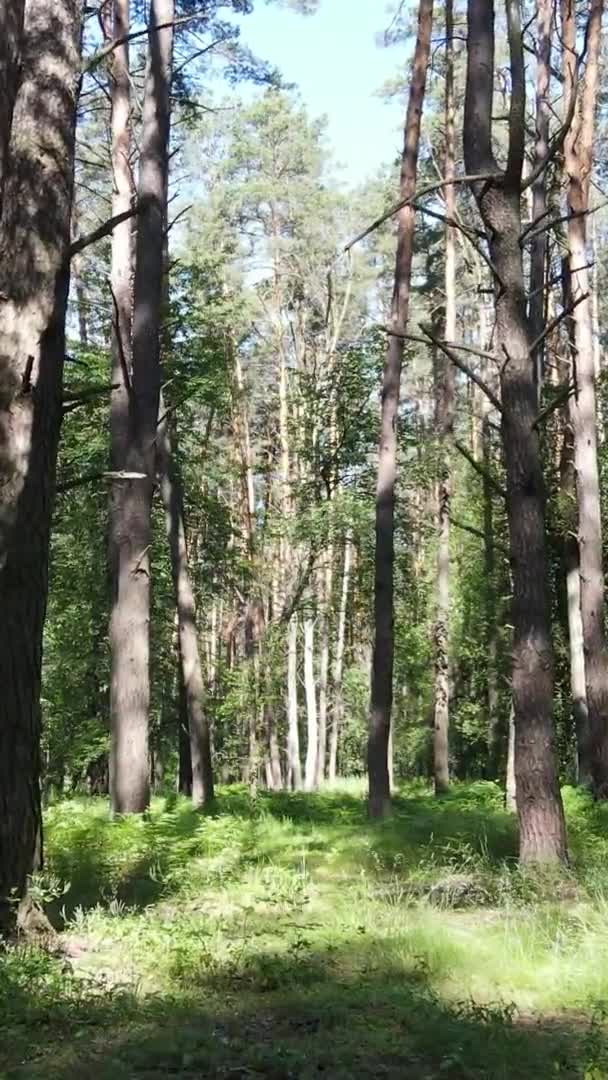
[2,782,608,1077]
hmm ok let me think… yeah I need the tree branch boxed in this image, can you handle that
[533,382,575,428]
[454,439,506,498]
[419,326,503,413]
[69,207,138,258]
[83,11,211,73]
[344,172,501,252]
[528,291,588,358]
[450,513,509,554]
[56,469,147,494]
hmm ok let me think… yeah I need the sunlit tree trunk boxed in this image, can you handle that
[528,0,552,399]
[562,0,608,798]
[465,0,566,862]
[329,532,352,782]
[0,0,81,930]
[110,0,175,813]
[432,0,455,796]
[303,612,318,790]
[286,613,302,789]
[368,0,434,818]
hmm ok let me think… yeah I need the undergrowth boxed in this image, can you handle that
[2,781,608,1078]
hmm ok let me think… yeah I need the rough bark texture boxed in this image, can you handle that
[158,411,214,807]
[0,0,81,930]
[464,0,567,862]
[110,0,175,813]
[432,0,455,797]
[0,0,25,202]
[561,0,608,798]
[368,0,433,818]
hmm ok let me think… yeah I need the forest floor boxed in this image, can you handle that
[2,782,608,1078]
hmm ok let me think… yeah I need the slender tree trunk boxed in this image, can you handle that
[110,0,175,813]
[482,413,500,774]
[265,701,283,789]
[432,0,455,796]
[0,0,81,931]
[368,0,434,818]
[158,410,214,806]
[303,613,318,790]
[177,656,193,796]
[562,0,608,798]
[315,554,333,787]
[528,0,552,399]
[506,702,516,812]
[464,0,566,862]
[286,613,302,790]
[329,532,352,782]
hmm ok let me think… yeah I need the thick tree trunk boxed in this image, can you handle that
[432,0,455,796]
[328,533,352,782]
[561,0,608,797]
[368,0,434,818]
[286,613,302,790]
[465,0,566,862]
[303,614,318,790]
[110,0,175,813]
[0,0,81,931]
[158,411,214,807]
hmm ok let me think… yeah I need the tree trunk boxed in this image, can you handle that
[464,0,567,862]
[315,555,333,787]
[0,0,81,931]
[177,658,193,796]
[329,532,352,782]
[0,0,25,202]
[368,0,434,818]
[528,0,552,398]
[506,702,516,812]
[158,410,214,807]
[303,614,318,790]
[432,0,455,797]
[561,0,608,798]
[110,0,175,813]
[286,613,302,790]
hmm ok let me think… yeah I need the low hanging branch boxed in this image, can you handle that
[69,206,138,258]
[454,440,506,499]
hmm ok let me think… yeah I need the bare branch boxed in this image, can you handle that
[450,513,509,553]
[344,172,501,252]
[533,382,576,428]
[83,11,211,73]
[454,439,506,498]
[528,291,589,358]
[420,326,503,412]
[69,206,137,258]
[56,469,147,494]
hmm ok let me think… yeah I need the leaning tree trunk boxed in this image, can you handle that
[368,0,434,818]
[464,0,566,862]
[0,0,81,931]
[110,0,175,813]
[432,0,455,796]
[158,410,214,807]
[561,0,608,798]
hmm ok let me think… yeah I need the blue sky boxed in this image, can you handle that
[237,0,408,186]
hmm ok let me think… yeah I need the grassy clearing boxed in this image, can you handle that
[2,782,608,1078]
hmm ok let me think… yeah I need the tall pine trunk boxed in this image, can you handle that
[432,0,455,796]
[0,0,81,930]
[329,532,352,782]
[286,613,302,789]
[368,0,434,818]
[464,0,566,862]
[303,613,318,790]
[561,0,608,797]
[110,0,175,813]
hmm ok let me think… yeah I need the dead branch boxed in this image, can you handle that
[528,291,589,358]
[69,207,138,258]
[454,439,506,498]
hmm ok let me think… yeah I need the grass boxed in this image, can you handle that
[2,781,608,1077]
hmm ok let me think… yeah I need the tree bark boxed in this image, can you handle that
[286,613,302,790]
[368,0,434,818]
[109,0,175,813]
[0,0,25,204]
[432,0,455,796]
[315,555,333,787]
[561,0,608,798]
[528,0,552,398]
[0,0,81,931]
[464,0,567,862]
[329,532,352,782]
[158,409,214,807]
[303,613,318,790]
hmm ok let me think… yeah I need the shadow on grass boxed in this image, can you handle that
[44,784,519,923]
[0,934,592,1079]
